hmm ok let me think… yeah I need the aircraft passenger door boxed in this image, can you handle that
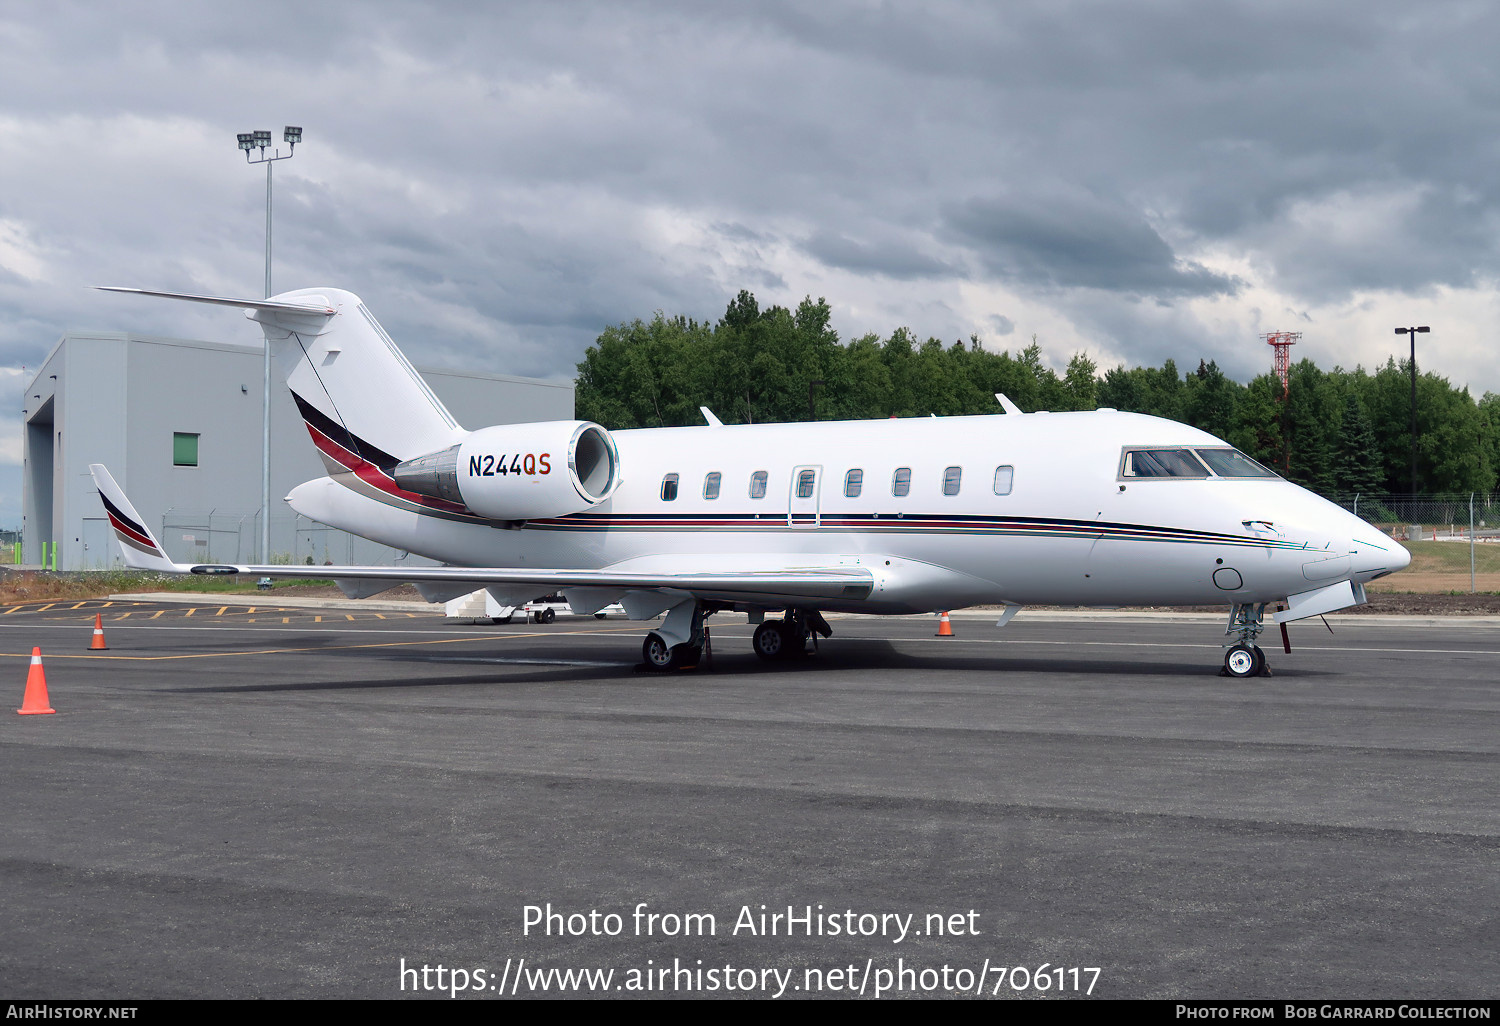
[788,465,822,528]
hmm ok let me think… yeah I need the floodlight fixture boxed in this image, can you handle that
[232,123,306,562]
[1394,325,1432,496]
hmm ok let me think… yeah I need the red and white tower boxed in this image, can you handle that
[1261,331,1301,401]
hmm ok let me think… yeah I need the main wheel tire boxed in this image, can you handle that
[1224,644,1259,678]
[642,632,681,671]
[494,613,514,625]
[540,607,556,624]
[594,612,608,619]
[752,621,786,660]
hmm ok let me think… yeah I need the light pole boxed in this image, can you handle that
[237,126,302,564]
[1394,325,1429,497]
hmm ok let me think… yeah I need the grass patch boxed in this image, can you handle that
[0,569,336,606]
[1396,540,1500,574]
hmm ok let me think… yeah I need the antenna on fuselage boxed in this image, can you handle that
[995,393,1024,415]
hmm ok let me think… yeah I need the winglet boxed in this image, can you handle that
[89,464,188,573]
[700,406,724,427]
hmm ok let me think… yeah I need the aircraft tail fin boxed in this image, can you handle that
[89,464,188,573]
[95,285,466,473]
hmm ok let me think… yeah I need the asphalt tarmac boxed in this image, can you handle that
[1,599,1496,1000]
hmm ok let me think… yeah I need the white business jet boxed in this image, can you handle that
[91,287,1409,677]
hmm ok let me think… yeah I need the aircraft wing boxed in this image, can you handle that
[90,464,872,609]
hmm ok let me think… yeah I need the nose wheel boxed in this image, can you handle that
[1223,643,1265,678]
[1222,603,1273,677]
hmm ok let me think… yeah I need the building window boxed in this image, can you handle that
[661,473,679,501]
[796,469,816,498]
[892,467,911,497]
[749,470,768,499]
[703,472,721,499]
[943,466,962,496]
[844,469,863,498]
[173,432,199,467]
[993,465,1014,495]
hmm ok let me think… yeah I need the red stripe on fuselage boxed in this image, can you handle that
[303,421,473,517]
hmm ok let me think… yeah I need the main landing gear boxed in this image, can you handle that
[638,605,835,670]
[640,602,712,672]
[751,609,832,661]
[1222,602,1271,678]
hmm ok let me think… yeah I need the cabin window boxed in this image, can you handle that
[892,467,911,497]
[844,469,863,498]
[703,472,722,499]
[749,470,768,499]
[1194,448,1277,478]
[660,473,679,501]
[796,469,816,498]
[173,432,199,467]
[993,465,1014,495]
[942,466,962,496]
[1120,448,1210,478]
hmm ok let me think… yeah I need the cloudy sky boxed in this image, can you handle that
[2,0,1498,525]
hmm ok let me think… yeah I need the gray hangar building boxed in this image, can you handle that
[22,331,573,571]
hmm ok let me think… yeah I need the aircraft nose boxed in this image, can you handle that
[1349,526,1410,580]
[1390,539,1412,571]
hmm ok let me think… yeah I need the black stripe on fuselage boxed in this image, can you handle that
[290,391,402,471]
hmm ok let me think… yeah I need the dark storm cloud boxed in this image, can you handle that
[944,191,1242,298]
[2,0,1500,421]
[800,230,955,281]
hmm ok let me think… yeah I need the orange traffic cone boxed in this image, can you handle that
[936,611,954,637]
[17,647,55,715]
[89,613,109,651]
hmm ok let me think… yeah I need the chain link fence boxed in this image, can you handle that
[159,510,433,567]
[1328,493,1500,541]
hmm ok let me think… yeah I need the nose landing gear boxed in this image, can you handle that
[1222,602,1272,678]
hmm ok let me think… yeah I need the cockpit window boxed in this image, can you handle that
[1194,448,1278,478]
[1120,449,1209,478]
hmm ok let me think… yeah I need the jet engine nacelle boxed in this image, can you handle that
[393,421,620,520]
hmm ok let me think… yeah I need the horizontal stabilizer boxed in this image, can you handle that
[93,286,335,315]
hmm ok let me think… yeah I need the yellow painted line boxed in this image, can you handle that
[282,617,290,624]
[150,610,165,620]
[4,606,22,614]
[70,601,87,609]
[115,612,133,620]
[183,608,196,617]
[102,601,114,607]
[375,614,386,620]
[38,603,55,612]
[346,614,355,621]
[315,615,323,623]
[216,606,228,616]
[247,619,256,623]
